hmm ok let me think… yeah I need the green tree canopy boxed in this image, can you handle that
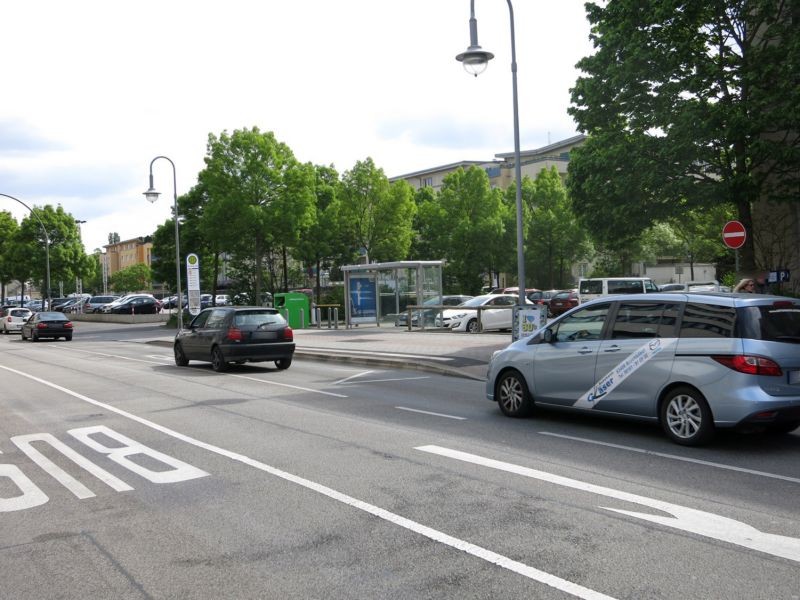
[200,127,315,300]
[339,158,417,263]
[110,263,152,293]
[436,166,507,294]
[525,167,592,289]
[568,0,800,272]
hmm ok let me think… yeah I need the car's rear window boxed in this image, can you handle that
[10,309,29,317]
[234,310,286,328]
[738,303,800,343]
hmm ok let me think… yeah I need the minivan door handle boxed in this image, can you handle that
[577,347,594,355]
[603,345,621,353]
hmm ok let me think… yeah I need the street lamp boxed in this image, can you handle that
[0,192,51,309]
[457,0,526,336]
[144,156,183,330]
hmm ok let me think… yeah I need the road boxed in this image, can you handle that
[1,326,799,599]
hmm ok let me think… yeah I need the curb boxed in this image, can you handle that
[146,339,485,381]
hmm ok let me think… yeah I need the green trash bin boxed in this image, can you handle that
[274,292,310,329]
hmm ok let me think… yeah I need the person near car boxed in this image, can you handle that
[734,278,755,292]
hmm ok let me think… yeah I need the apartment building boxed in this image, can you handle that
[104,236,153,277]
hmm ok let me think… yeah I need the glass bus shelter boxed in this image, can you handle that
[341,261,444,328]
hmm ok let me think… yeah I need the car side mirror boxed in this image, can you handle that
[542,328,554,343]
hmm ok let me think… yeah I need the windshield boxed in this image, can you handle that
[461,295,494,307]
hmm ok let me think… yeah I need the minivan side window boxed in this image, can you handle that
[579,280,603,295]
[553,303,610,342]
[611,302,680,339]
[679,302,736,338]
[608,280,645,295]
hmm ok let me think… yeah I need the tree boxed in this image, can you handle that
[110,263,151,293]
[0,211,20,300]
[525,167,592,289]
[200,127,315,301]
[14,205,89,295]
[339,158,417,264]
[568,1,800,272]
[294,164,348,303]
[435,167,507,294]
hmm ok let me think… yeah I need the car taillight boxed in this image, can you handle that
[225,327,243,342]
[65,322,73,329]
[712,355,783,376]
[6,316,11,322]
[37,323,48,329]
[282,326,293,341]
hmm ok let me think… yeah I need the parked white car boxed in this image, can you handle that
[436,294,533,333]
[2,307,33,333]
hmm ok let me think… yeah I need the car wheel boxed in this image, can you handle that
[64,334,72,341]
[466,319,480,334]
[174,343,189,367]
[496,370,534,417]
[766,420,800,435]
[275,357,292,370]
[211,346,227,372]
[660,386,715,446]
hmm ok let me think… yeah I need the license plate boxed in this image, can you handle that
[251,331,277,341]
[788,370,800,384]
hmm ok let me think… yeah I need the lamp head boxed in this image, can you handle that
[144,187,160,204]
[456,46,494,77]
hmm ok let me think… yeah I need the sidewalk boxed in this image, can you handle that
[289,325,512,380]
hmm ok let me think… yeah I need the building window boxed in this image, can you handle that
[422,177,433,187]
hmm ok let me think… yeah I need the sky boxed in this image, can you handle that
[0,1,594,255]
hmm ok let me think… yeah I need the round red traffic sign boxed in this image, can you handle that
[722,220,746,249]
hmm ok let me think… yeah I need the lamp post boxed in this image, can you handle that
[143,156,183,330]
[0,192,51,309]
[457,0,526,337]
[74,219,86,296]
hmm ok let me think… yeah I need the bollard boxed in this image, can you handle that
[333,307,339,329]
[315,307,322,329]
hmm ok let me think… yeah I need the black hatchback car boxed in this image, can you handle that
[174,307,295,371]
[21,311,74,341]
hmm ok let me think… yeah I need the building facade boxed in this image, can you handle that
[103,236,153,277]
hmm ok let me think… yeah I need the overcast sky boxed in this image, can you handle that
[1,1,594,254]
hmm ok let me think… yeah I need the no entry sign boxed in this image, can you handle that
[722,220,746,249]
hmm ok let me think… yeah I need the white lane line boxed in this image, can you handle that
[416,445,800,564]
[302,347,453,362]
[0,364,615,600]
[538,432,800,485]
[229,373,347,398]
[54,347,348,399]
[334,370,375,385]
[396,407,466,421]
[345,376,431,385]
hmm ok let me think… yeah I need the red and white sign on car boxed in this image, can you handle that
[722,220,747,249]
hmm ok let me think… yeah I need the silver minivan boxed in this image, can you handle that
[486,292,800,445]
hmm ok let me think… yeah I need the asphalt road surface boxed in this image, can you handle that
[2,327,799,599]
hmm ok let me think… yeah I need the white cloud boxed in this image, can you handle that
[0,0,593,253]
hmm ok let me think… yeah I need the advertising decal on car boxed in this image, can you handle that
[573,338,678,409]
